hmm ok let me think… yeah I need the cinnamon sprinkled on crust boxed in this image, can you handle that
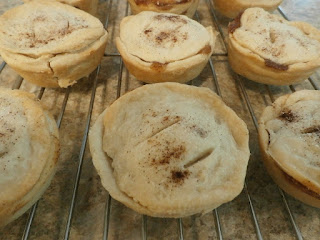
[278,110,296,122]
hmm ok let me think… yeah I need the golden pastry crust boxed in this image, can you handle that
[128,0,200,18]
[0,88,59,227]
[228,8,320,85]
[116,11,217,84]
[213,0,282,18]
[23,0,99,15]
[89,82,250,218]
[0,0,108,88]
[258,90,320,208]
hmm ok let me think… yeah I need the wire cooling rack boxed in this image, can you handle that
[0,0,319,239]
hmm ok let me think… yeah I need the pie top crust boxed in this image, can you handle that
[0,88,59,224]
[230,8,320,68]
[89,83,250,217]
[118,11,213,64]
[0,0,105,57]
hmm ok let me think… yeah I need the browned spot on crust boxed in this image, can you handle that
[197,45,211,55]
[282,169,320,200]
[265,59,289,71]
[150,62,168,72]
[170,169,190,184]
[144,28,152,34]
[228,11,244,34]
[278,110,295,122]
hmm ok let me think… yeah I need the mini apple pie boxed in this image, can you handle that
[213,0,282,19]
[128,0,200,18]
[23,0,99,15]
[89,82,250,217]
[0,88,59,227]
[0,0,108,88]
[116,11,217,84]
[228,8,320,85]
[259,90,320,208]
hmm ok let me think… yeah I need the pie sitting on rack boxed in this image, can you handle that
[0,88,59,227]
[228,7,320,85]
[127,0,200,18]
[0,0,108,88]
[22,0,99,15]
[259,90,320,208]
[89,82,250,218]
[212,0,283,18]
[116,11,217,84]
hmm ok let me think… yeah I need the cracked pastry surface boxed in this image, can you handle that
[228,8,320,85]
[213,0,282,18]
[127,0,200,18]
[116,11,217,83]
[23,0,99,15]
[259,90,320,208]
[0,0,108,88]
[89,82,250,217]
[0,88,59,227]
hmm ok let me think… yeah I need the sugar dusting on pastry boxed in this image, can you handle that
[263,90,320,189]
[232,8,320,66]
[0,95,30,184]
[90,82,250,217]
[119,11,212,63]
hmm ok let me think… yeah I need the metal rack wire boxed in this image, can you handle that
[0,0,319,239]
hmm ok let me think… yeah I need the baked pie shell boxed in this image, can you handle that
[116,27,215,84]
[228,21,320,85]
[127,0,200,18]
[258,91,320,208]
[0,35,108,88]
[89,82,250,217]
[23,0,99,15]
[0,1,108,88]
[212,0,282,18]
[0,89,59,227]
